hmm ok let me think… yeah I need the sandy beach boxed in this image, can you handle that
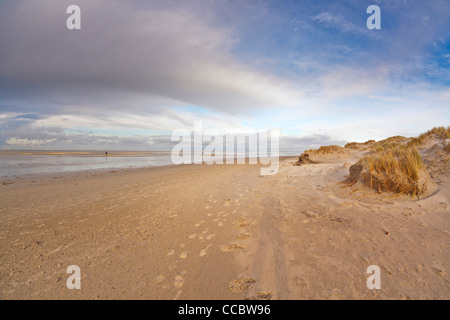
[1,146,448,300]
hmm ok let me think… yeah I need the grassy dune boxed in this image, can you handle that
[348,127,449,196]
[347,146,428,196]
[299,126,449,196]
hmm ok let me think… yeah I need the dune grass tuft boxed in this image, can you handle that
[345,140,375,149]
[345,142,358,149]
[347,146,430,196]
[425,126,450,139]
[407,126,450,148]
[369,136,407,152]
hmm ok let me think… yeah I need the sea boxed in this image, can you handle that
[0,151,173,179]
[0,150,299,180]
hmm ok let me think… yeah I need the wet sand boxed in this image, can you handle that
[0,155,449,299]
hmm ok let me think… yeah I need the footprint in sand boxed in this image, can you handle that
[228,277,255,293]
[174,271,188,300]
[198,230,209,240]
[248,291,274,300]
[167,250,175,256]
[221,244,246,252]
[200,244,211,257]
[237,233,250,240]
[234,218,251,229]
[188,234,197,239]
[206,234,216,240]
[174,272,187,288]
[218,222,224,227]
[194,220,205,227]
[180,251,189,259]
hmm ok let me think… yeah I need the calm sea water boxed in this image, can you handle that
[0,151,173,179]
[0,150,299,179]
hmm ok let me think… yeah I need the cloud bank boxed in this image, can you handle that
[0,0,301,117]
[0,0,448,151]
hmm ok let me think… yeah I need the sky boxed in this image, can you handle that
[0,0,449,152]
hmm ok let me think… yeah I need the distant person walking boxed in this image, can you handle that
[105,151,108,156]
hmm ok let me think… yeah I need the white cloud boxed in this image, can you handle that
[29,109,253,134]
[314,12,360,33]
[6,137,56,146]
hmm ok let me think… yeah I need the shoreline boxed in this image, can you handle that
[0,156,297,185]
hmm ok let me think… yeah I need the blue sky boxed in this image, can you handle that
[0,0,449,151]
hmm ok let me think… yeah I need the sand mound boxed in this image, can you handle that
[294,142,365,167]
[344,128,450,196]
[346,147,436,197]
[294,153,317,166]
[294,145,351,166]
[420,138,450,183]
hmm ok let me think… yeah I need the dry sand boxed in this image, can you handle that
[0,151,449,299]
